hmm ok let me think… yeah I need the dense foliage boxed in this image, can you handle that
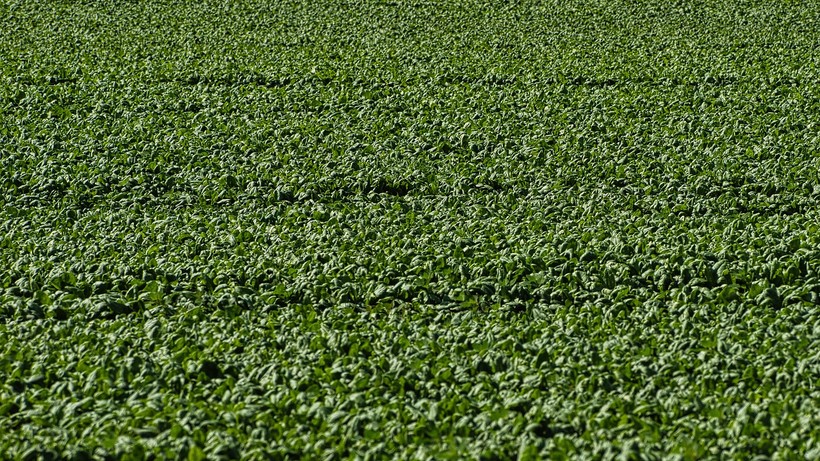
[2,0,820,459]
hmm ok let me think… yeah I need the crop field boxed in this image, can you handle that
[2,0,820,459]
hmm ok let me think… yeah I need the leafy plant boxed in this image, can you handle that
[2,0,820,459]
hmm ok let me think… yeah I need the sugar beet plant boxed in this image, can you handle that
[2,0,820,459]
